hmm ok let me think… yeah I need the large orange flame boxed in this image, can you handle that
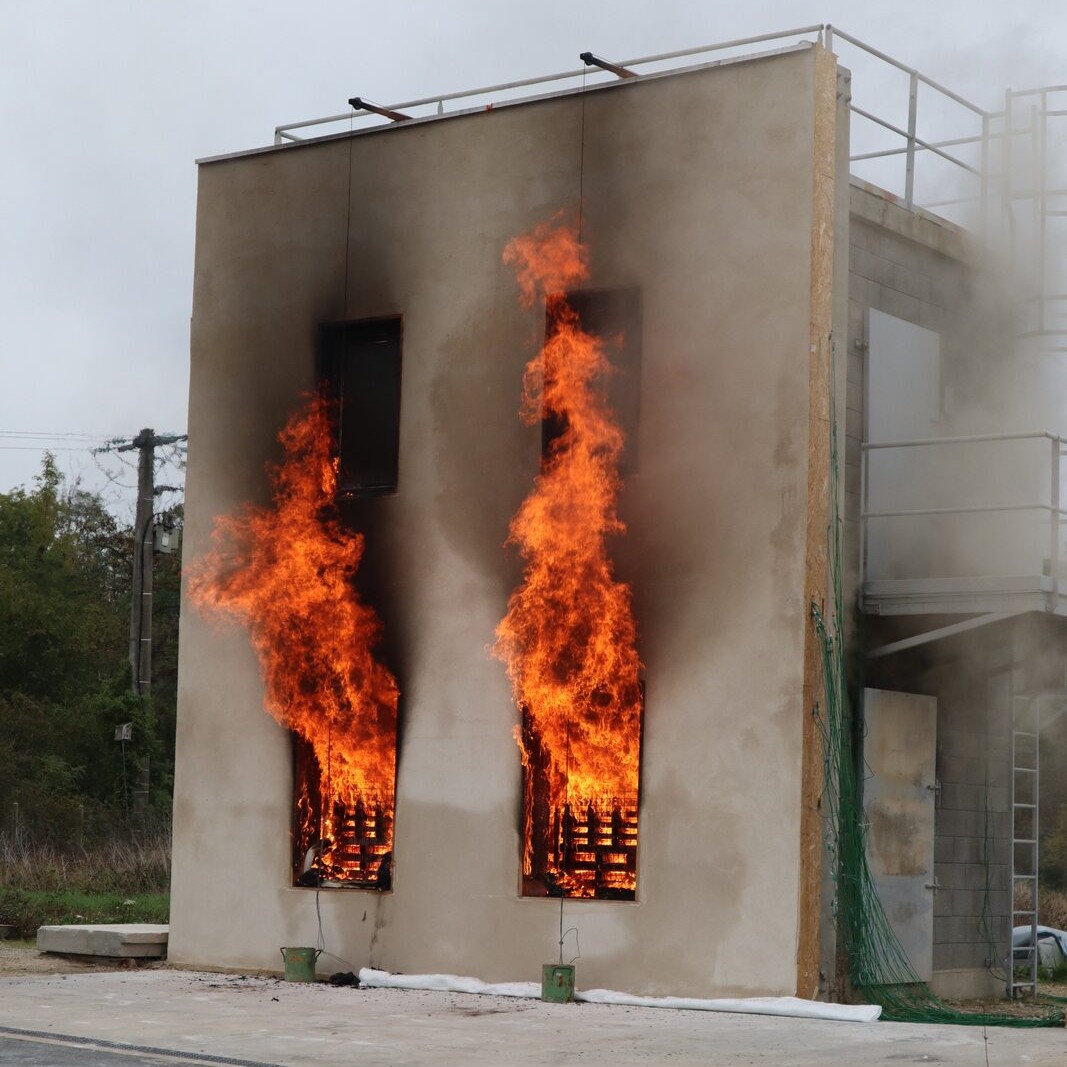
[494,218,643,898]
[188,392,399,885]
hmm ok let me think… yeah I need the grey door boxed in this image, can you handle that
[863,687,938,982]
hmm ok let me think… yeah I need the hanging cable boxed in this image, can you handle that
[343,111,355,320]
[577,66,587,247]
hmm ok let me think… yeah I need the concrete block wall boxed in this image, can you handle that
[842,181,969,621]
[865,629,1015,998]
[844,175,1067,1001]
[930,653,1012,985]
[843,184,995,988]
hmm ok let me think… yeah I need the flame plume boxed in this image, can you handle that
[188,392,399,885]
[494,219,643,898]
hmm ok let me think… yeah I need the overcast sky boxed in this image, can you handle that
[3,0,1066,510]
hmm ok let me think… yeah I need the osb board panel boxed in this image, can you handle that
[796,43,837,999]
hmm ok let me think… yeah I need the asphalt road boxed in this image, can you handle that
[0,1032,275,1067]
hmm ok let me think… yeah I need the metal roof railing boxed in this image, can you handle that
[272,24,999,218]
[273,24,829,146]
[269,24,1064,354]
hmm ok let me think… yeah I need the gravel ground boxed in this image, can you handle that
[0,943,1064,1066]
[0,967,1064,1067]
[0,941,164,977]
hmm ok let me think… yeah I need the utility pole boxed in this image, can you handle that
[127,428,155,699]
[114,428,187,819]
[114,427,187,697]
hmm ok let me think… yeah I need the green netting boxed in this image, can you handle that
[812,360,1063,1027]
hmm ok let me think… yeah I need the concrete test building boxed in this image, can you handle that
[170,27,1067,1005]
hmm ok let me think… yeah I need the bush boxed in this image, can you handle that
[0,826,171,938]
[0,826,171,894]
[0,887,168,940]
[1040,887,1067,931]
[1040,804,1067,891]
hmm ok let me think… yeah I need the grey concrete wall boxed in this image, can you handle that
[929,650,1012,998]
[844,186,1018,998]
[842,183,970,616]
[171,46,843,997]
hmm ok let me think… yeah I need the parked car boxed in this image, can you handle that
[1012,925,1067,970]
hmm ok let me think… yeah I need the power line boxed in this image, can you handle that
[0,445,91,452]
[0,431,127,455]
[1,431,188,499]
[0,431,115,440]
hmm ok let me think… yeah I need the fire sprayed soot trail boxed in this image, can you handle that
[188,392,399,886]
[494,218,643,899]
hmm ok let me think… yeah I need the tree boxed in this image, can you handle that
[0,457,179,842]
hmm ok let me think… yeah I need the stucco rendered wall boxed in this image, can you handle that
[171,46,840,997]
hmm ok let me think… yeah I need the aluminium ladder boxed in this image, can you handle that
[1010,695,1040,998]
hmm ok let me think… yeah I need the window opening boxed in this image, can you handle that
[320,317,403,496]
[518,283,644,900]
[542,287,642,477]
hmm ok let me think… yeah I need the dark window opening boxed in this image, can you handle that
[542,287,642,477]
[319,317,403,497]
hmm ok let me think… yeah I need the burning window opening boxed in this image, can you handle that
[519,692,643,900]
[187,392,400,892]
[543,287,642,477]
[319,317,403,497]
[495,219,644,900]
[293,735,394,889]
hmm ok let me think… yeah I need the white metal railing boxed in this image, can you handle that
[1002,85,1067,351]
[825,24,990,213]
[273,25,828,145]
[269,24,1067,221]
[270,25,1064,350]
[272,25,1006,219]
[860,431,1067,606]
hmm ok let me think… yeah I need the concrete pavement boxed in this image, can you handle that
[0,969,1063,1066]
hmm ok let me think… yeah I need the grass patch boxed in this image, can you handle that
[0,828,171,939]
[0,888,169,940]
[0,829,170,895]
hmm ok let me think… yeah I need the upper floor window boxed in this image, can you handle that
[319,317,403,496]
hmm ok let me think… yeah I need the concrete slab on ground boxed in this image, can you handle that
[0,969,1063,1067]
[36,924,168,958]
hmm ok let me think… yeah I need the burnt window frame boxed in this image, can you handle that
[318,315,403,498]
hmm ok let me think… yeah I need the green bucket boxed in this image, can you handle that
[280,946,320,982]
[541,963,575,1003]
